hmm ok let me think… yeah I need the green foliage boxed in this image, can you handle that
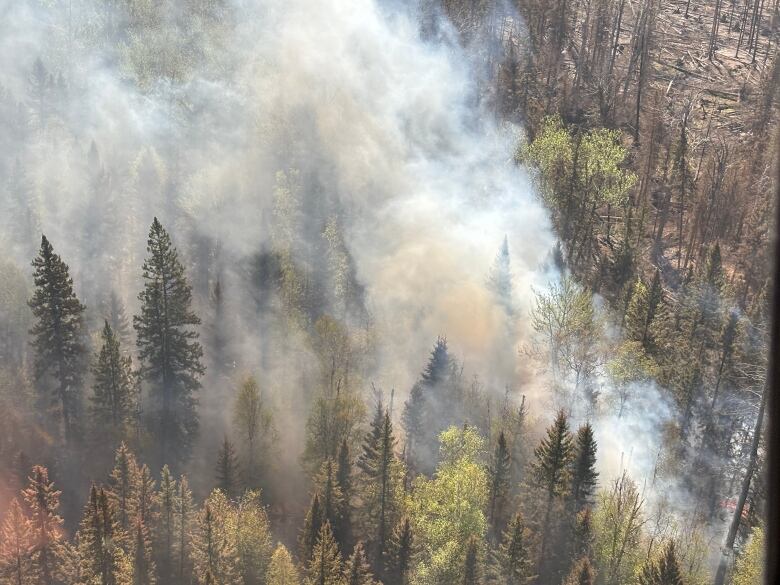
[487,432,511,536]
[134,218,204,469]
[488,512,533,585]
[232,376,276,491]
[570,424,598,512]
[638,542,684,585]
[267,545,300,585]
[230,491,273,585]
[731,526,763,585]
[29,235,87,445]
[344,542,375,585]
[306,523,343,585]
[191,491,240,585]
[91,321,138,452]
[385,517,415,585]
[409,427,488,585]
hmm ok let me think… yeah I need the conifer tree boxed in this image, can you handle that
[28,235,87,445]
[357,412,402,575]
[215,436,241,500]
[78,486,129,585]
[572,508,594,560]
[155,466,177,584]
[344,542,374,585]
[462,537,480,585]
[316,460,345,549]
[134,218,204,468]
[299,494,323,562]
[490,512,532,585]
[0,498,32,585]
[569,424,598,511]
[133,465,156,527]
[22,466,66,585]
[400,383,424,472]
[176,476,194,585]
[191,493,240,585]
[384,517,414,585]
[336,439,353,549]
[91,321,137,451]
[530,411,574,579]
[267,545,300,585]
[563,557,595,585]
[131,520,155,585]
[638,542,684,585]
[108,444,139,532]
[487,236,514,315]
[488,432,511,536]
[307,523,343,585]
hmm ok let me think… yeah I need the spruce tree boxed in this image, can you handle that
[563,557,595,585]
[307,523,342,585]
[530,411,574,579]
[29,235,87,445]
[134,217,204,469]
[344,542,374,585]
[400,383,424,471]
[638,542,684,585]
[357,412,401,575]
[490,512,532,585]
[267,544,300,585]
[572,508,594,559]
[23,466,66,585]
[569,424,598,511]
[462,537,480,585]
[488,432,511,537]
[91,321,137,451]
[0,498,32,585]
[384,517,414,585]
[215,436,241,500]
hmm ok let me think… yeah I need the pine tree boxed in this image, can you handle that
[624,279,650,342]
[299,494,323,562]
[215,436,241,500]
[131,520,155,585]
[0,498,32,585]
[563,557,595,585]
[490,512,532,585]
[384,517,414,585]
[155,466,177,583]
[134,217,204,469]
[462,537,480,585]
[343,542,374,585]
[108,443,139,532]
[488,432,511,537]
[91,321,137,451]
[638,542,684,585]
[307,523,343,585]
[22,466,65,585]
[78,486,129,585]
[28,235,87,445]
[267,545,300,585]
[487,236,514,315]
[569,424,598,511]
[105,291,132,350]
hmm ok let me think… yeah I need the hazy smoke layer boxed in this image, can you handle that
[0,0,682,512]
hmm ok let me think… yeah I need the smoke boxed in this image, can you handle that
[0,0,721,556]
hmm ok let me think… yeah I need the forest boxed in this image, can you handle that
[0,0,777,584]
